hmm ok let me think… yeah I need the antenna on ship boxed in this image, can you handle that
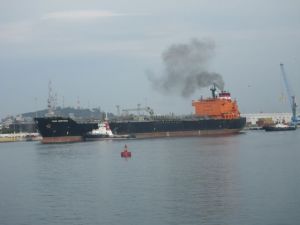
[77,96,81,109]
[116,105,120,117]
[210,83,217,98]
[62,96,65,108]
[34,97,38,118]
[137,103,141,116]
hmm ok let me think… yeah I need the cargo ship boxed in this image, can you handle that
[35,86,246,142]
[109,86,246,138]
[34,117,98,143]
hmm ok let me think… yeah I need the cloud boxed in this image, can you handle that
[41,10,144,21]
[0,9,149,43]
[0,21,33,42]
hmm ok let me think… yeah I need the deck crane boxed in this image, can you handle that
[122,105,154,116]
[279,63,298,125]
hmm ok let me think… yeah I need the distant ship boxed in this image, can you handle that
[109,85,246,138]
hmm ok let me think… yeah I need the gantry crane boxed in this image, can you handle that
[279,63,298,125]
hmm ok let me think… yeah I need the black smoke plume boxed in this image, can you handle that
[147,38,224,97]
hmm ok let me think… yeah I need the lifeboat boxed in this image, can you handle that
[121,144,131,158]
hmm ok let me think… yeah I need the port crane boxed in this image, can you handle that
[279,63,298,125]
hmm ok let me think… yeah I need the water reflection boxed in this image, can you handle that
[157,137,242,224]
[1,131,300,225]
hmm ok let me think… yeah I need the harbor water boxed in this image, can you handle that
[0,130,300,225]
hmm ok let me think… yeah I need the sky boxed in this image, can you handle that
[0,0,300,118]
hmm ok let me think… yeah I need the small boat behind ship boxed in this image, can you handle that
[264,123,297,132]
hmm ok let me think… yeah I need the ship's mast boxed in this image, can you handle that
[116,105,120,117]
[46,81,55,117]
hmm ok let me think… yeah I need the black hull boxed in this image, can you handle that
[109,117,246,138]
[264,126,297,132]
[84,134,136,141]
[34,117,98,143]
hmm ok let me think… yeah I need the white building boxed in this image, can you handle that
[241,113,292,125]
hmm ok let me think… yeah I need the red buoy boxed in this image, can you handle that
[121,144,131,158]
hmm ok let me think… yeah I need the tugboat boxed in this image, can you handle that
[264,123,297,132]
[84,120,136,141]
[84,121,114,140]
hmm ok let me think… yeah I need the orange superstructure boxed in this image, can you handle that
[192,85,241,119]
